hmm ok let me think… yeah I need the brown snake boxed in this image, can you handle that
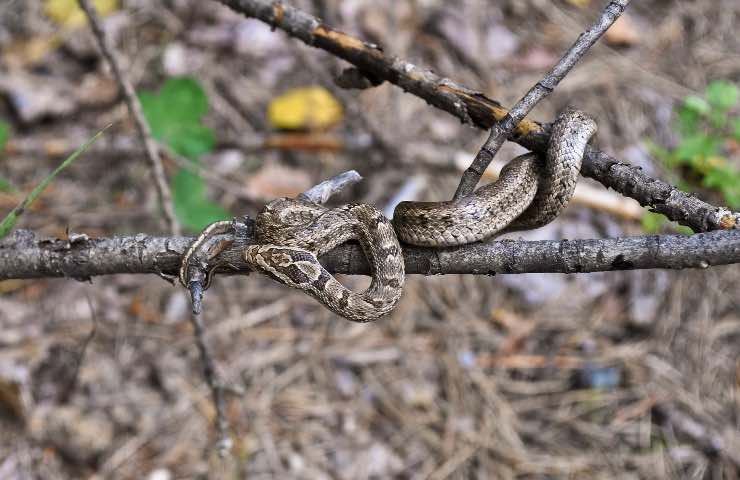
[181,109,596,322]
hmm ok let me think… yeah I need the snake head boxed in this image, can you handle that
[256,197,328,241]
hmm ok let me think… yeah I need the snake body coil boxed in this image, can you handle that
[393,109,597,246]
[184,109,596,322]
[245,200,405,322]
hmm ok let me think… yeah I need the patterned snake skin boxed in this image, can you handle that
[393,109,597,246]
[182,110,595,322]
[245,200,405,322]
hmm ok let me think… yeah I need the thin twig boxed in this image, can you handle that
[298,170,362,204]
[78,0,180,235]
[159,142,261,203]
[215,0,738,233]
[453,0,630,200]
[190,310,232,457]
[58,295,98,403]
[2,227,738,280]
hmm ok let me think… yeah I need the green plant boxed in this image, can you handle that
[139,77,229,231]
[0,126,107,238]
[0,122,8,151]
[646,81,740,232]
[0,121,16,193]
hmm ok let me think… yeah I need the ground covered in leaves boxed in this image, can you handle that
[1,0,739,478]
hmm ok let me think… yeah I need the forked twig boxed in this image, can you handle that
[453,0,631,200]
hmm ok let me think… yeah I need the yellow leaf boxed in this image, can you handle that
[267,86,343,131]
[44,0,119,28]
[3,35,62,68]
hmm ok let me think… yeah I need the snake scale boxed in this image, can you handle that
[181,109,596,322]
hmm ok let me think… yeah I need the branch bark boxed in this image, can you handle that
[2,228,738,281]
[215,0,738,233]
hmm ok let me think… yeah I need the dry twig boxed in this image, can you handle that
[2,226,738,280]
[215,0,739,233]
[78,0,180,235]
[189,310,232,456]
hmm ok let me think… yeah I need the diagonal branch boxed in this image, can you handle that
[79,0,180,235]
[454,0,630,200]
[2,228,738,281]
[215,0,739,233]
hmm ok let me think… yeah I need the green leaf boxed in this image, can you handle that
[0,177,16,193]
[675,134,720,163]
[0,122,8,152]
[708,110,728,131]
[706,81,739,111]
[167,123,215,159]
[724,190,740,210]
[733,117,740,141]
[682,95,710,115]
[139,77,214,159]
[646,140,681,168]
[702,163,730,184]
[701,165,740,209]
[171,169,230,231]
[138,77,226,229]
[677,108,700,136]
[645,140,670,161]
[158,77,209,122]
[641,211,666,234]
[0,126,109,238]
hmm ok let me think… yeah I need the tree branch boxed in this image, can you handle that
[79,0,180,235]
[2,228,737,281]
[215,0,739,233]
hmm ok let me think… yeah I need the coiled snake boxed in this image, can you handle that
[181,109,596,322]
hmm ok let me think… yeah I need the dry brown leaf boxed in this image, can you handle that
[2,36,62,69]
[605,15,641,47]
[245,163,313,199]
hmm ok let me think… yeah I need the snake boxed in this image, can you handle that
[243,201,405,322]
[393,109,597,246]
[181,109,596,322]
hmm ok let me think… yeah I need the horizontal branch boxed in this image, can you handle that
[216,0,739,233]
[2,228,738,281]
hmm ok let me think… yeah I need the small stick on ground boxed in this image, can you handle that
[78,0,180,236]
[453,0,631,200]
[190,310,232,457]
[58,295,99,403]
